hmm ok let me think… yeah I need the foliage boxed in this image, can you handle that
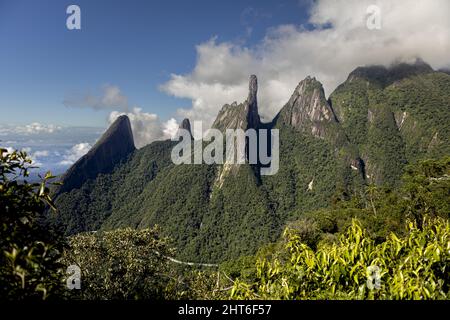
[230,216,450,300]
[62,227,178,299]
[0,148,64,300]
[52,67,450,265]
[330,70,450,187]
[224,157,450,300]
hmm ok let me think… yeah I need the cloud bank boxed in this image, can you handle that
[161,0,450,129]
[0,122,62,135]
[59,143,92,166]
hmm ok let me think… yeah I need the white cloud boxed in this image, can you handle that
[32,150,49,158]
[108,108,177,148]
[161,0,450,128]
[64,84,129,111]
[29,149,49,167]
[59,143,92,166]
[0,123,62,135]
[162,118,179,140]
[3,147,14,154]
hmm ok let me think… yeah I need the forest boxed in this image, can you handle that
[1,148,448,300]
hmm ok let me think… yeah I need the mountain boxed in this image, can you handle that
[329,59,450,185]
[56,115,135,195]
[52,62,450,263]
[212,74,260,131]
[178,118,193,137]
[277,76,338,138]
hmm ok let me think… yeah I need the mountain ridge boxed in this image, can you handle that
[51,60,450,262]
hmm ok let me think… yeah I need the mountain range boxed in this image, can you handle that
[51,59,450,263]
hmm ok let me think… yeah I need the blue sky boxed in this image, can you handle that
[0,0,311,127]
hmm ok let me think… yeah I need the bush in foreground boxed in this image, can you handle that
[231,216,450,300]
[0,148,64,300]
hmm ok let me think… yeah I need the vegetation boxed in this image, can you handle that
[230,216,450,300]
[51,67,450,265]
[225,157,450,300]
[1,147,449,300]
[330,70,450,187]
[0,148,64,300]
[62,227,177,299]
[2,64,449,300]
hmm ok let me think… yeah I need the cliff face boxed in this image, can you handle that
[179,118,192,133]
[56,115,135,194]
[277,76,338,139]
[212,75,260,131]
[177,118,193,139]
[51,61,450,263]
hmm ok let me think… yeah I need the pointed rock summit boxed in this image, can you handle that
[278,76,337,139]
[177,118,193,139]
[56,115,135,194]
[212,75,260,131]
[247,74,260,129]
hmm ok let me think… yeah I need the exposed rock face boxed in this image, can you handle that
[394,111,408,130]
[210,75,262,186]
[56,115,135,194]
[247,75,260,129]
[277,76,366,180]
[212,75,260,131]
[278,76,337,139]
[180,118,192,132]
[177,118,193,139]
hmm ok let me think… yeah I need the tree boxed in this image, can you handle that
[0,148,64,300]
[62,227,179,299]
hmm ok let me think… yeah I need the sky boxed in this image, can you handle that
[1,0,449,173]
[0,0,310,127]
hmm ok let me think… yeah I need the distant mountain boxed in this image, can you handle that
[330,59,450,185]
[51,61,450,263]
[55,115,135,195]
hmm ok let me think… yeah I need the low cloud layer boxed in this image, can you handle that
[161,0,450,128]
[1,126,102,174]
[59,143,92,166]
[0,122,62,135]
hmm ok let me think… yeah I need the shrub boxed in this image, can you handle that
[231,216,450,300]
[0,148,64,300]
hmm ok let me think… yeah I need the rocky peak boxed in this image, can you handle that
[247,75,259,129]
[56,115,135,194]
[212,75,260,131]
[248,74,258,105]
[278,76,336,138]
[177,118,193,138]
